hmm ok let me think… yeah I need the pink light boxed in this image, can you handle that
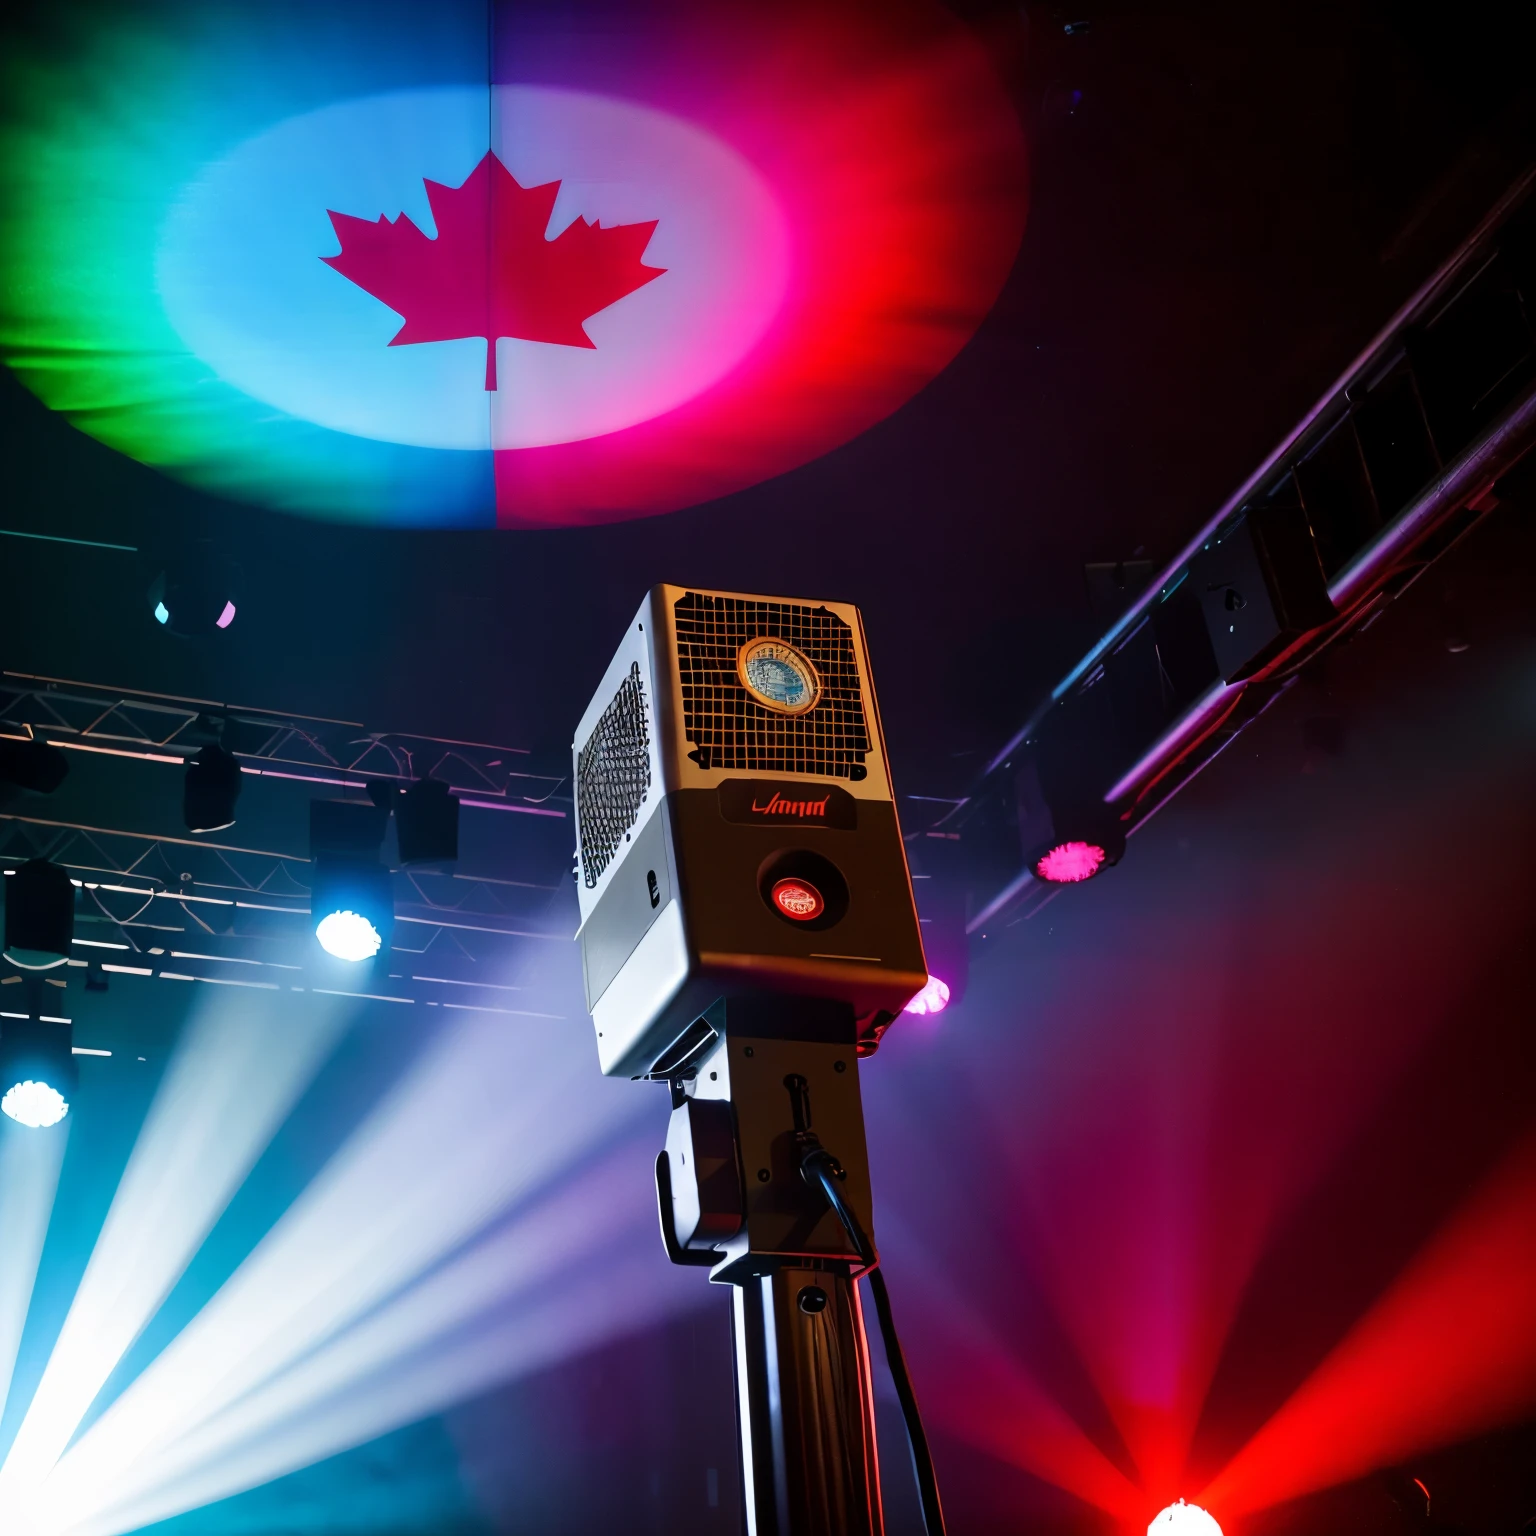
[215,601,236,629]
[904,976,951,1016]
[1035,841,1106,884]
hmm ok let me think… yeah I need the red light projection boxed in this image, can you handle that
[1199,1131,1536,1522]
[490,1,1026,525]
[324,153,665,391]
[859,741,1536,1534]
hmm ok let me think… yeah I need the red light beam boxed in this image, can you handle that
[1199,1130,1536,1521]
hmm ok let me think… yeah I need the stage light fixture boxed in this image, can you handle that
[1034,839,1109,883]
[308,799,392,964]
[0,1016,77,1129]
[3,859,76,970]
[1148,1501,1222,1536]
[182,744,243,833]
[147,541,238,637]
[903,976,951,1016]
[0,737,69,796]
[393,777,459,867]
[314,907,383,962]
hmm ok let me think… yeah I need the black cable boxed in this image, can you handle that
[801,1149,947,1536]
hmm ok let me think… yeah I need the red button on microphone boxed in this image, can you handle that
[770,877,825,922]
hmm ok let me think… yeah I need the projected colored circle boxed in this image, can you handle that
[0,0,1025,528]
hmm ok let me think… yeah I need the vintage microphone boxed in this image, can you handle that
[572,585,944,1536]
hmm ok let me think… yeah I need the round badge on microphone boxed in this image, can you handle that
[770,877,825,922]
[737,638,821,715]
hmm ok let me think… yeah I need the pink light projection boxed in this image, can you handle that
[1035,841,1107,883]
[487,0,1027,527]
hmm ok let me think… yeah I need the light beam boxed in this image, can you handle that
[0,1119,69,1420]
[53,1148,696,1536]
[1200,1131,1536,1520]
[19,1010,648,1533]
[0,992,347,1517]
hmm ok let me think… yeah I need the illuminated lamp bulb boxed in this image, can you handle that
[1034,839,1107,883]
[903,976,951,1016]
[314,908,383,963]
[1,1079,70,1129]
[1148,1502,1222,1536]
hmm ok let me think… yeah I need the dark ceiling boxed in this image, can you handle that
[2,1,1531,785]
[1,3,1534,1534]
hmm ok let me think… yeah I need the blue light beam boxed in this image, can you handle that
[0,992,349,1523]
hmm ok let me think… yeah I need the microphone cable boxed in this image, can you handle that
[800,1144,947,1536]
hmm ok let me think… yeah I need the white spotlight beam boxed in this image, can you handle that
[0,1121,69,1421]
[28,1012,647,1525]
[72,1243,699,1536]
[59,1145,692,1536]
[0,992,348,1515]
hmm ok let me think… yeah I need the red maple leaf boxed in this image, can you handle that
[322,152,666,391]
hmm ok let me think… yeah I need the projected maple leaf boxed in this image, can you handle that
[323,152,666,391]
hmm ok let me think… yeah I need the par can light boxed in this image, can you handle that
[1034,839,1109,884]
[393,777,459,867]
[147,541,238,636]
[3,858,76,970]
[0,1015,77,1129]
[183,744,244,833]
[308,796,393,962]
[0,736,70,796]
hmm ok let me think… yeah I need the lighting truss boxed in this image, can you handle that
[0,675,576,1016]
[0,672,568,816]
[954,164,1536,932]
[0,814,571,1014]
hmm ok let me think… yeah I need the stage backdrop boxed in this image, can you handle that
[0,0,1025,528]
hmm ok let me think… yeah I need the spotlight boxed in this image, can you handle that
[183,744,243,833]
[309,799,392,964]
[393,777,458,866]
[1034,839,1108,883]
[3,859,75,970]
[314,905,384,962]
[0,1015,77,1129]
[903,976,951,1016]
[0,736,69,796]
[147,540,238,636]
[1014,686,1127,885]
[1148,1502,1222,1536]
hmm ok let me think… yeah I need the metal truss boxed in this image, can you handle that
[0,671,570,818]
[0,672,578,1015]
[955,164,1536,934]
[0,809,574,1016]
